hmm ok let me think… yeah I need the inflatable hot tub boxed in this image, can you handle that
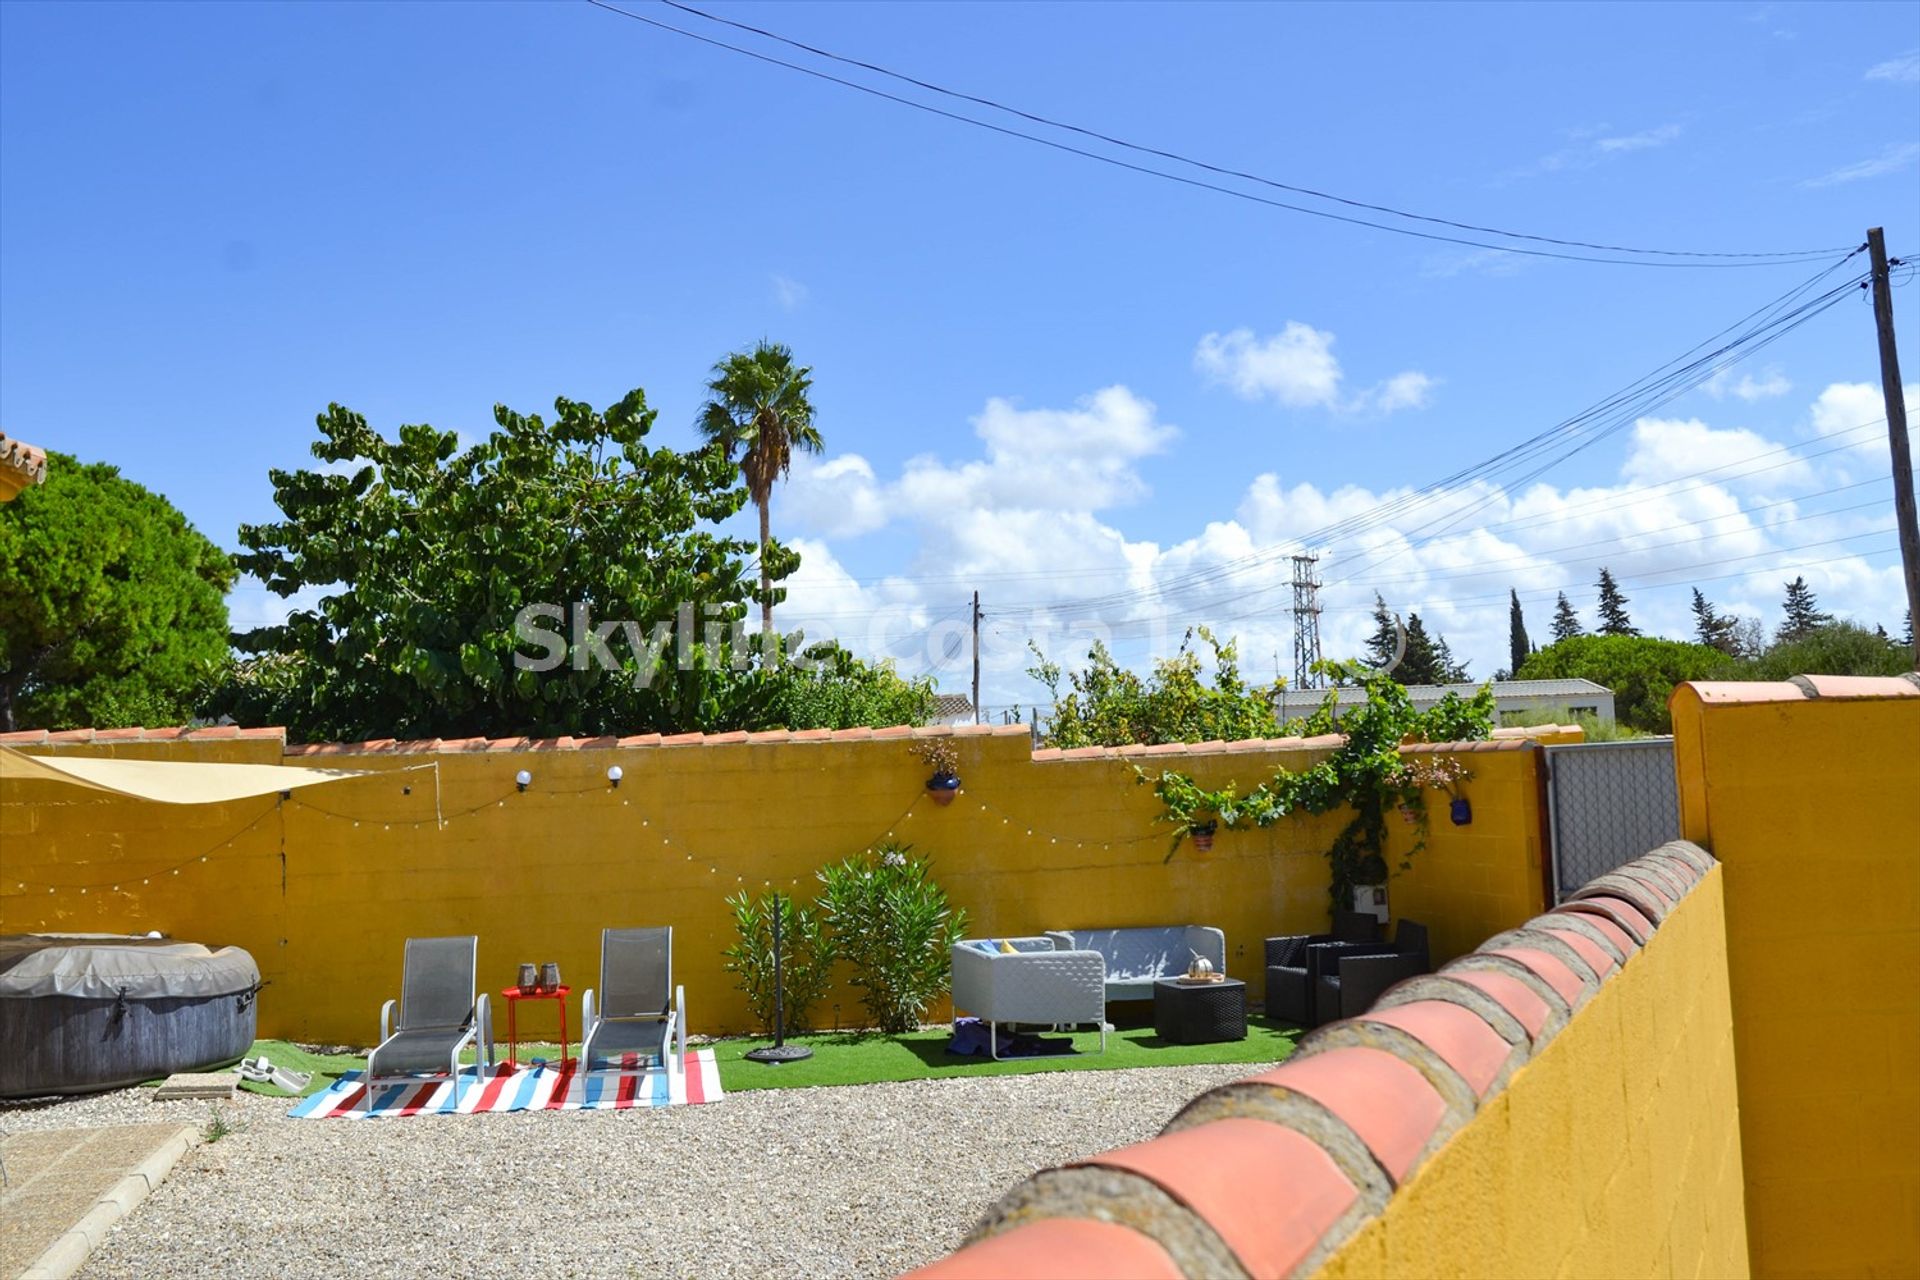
[0,934,260,1098]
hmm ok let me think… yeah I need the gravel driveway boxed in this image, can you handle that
[6,1059,1269,1278]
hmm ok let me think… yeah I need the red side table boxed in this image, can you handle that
[499,985,572,1070]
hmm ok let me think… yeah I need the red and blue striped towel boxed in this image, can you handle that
[289,1049,723,1119]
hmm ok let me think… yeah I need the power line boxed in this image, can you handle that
[979,257,1868,618]
[586,0,1850,269]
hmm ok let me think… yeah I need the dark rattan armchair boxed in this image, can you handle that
[1263,910,1382,1025]
[1311,919,1432,1025]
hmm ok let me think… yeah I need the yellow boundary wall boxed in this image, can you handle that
[0,727,1551,1044]
[1670,677,1920,1279]
[1315,862,1748,1280]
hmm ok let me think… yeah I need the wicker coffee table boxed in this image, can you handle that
[1152,977,1247,1045]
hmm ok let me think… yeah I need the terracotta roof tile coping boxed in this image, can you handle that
[1537,927,1619,979]
[1082,1118,1359,1279]
[1483,947,1589,1008]
[1355,1001,1516,1100]
[1446,968,1553,1041]
[0,724,291,746]
[904,1219,1184,1280]
[1682,673,1920,704]
[1247,1047,1446,1182]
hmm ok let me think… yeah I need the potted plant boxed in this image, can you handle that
[911,739,962,806]
[1187,818,1219,853]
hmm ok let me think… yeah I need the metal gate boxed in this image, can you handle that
[1544,738,1681,901]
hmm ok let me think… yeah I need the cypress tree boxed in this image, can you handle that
[1508,589,1530,677]
[1596,568,1638,636]
[1551,592,1582,643]
[1777,576,1832,643]
[1364,594,1400,670]
[1691,588,1739,654]
[1397,613,1441,685]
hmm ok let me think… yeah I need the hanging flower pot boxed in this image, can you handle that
[911,738,963,807]
[1188,820,1218,853]
[1449,797,1472,826]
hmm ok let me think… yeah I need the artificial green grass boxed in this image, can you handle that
[712,1016,1300,1092]
[234,1040,366,1097]
[188,1022,1299,1100]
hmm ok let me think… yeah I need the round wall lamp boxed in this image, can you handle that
[515,770,533,792]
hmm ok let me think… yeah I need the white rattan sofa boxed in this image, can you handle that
[950,937,1108,1059]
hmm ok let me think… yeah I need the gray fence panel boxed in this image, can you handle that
[1545,739,1681,901]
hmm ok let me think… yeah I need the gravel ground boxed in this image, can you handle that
[5,1059,1272,1278]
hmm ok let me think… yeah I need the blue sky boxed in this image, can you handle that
[3,1,1916,706]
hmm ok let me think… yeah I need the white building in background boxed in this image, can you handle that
[1271,678,1616,727]
[929,693,975,726]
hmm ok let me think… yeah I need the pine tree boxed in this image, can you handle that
[1551,592,1583,643]
[1902,608,1914,650]
[1777,576,1832,643]
[1433,632,1470,683]
[1596,568,1638,636]
[1364,594,1400,670]
[1690,588,1740,654]
[1508,589,1531,677]
[1396,613,1441,685]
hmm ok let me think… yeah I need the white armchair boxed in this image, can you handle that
[950,937,1108,1059]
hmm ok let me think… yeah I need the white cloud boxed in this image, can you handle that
[1865,52,1920,84]
[1522,122,1684,176]
[1621,417,1813,489]
[775,383,1908,703]
[1370,371,1437,413]
[771,274,808,310]
[780,454,891,539]
[1595,123,1684,153]
[1799,142,1920,188]
[1194,323,1433,415]
[1420,247,1529,279]
[1195,324,1342,407]
[1704,366,1791,401]
[1808,380,1914,458]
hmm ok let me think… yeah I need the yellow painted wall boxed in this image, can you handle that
[1670,688,1920,1279]
[0,730,1553,1045]
[1314,864,1749,1280]
[0,730,1343,1042]
[1384,746,1550,963]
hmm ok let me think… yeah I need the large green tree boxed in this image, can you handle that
[697,342,823,634]
[1518,634,1730,733]
[0,454,233,731]
[228,391,808,741]
[1733,620,1911,681]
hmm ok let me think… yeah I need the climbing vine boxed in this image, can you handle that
[1143,661,1495,915]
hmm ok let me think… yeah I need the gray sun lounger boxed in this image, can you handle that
[366,935,492,1104]
[581,927,686,1081]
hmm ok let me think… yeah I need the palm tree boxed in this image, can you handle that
[698,341,823,634]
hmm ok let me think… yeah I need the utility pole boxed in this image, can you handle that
[970,591,982,723]
[1867,228,1920,669]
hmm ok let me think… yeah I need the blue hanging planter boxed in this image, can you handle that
[1449,797,1473,826]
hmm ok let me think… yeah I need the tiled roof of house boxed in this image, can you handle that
[0,433,48,497]
[931,693,975,718]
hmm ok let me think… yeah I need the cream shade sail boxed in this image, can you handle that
[0,746,376,805]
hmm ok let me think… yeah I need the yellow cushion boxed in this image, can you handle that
[997,939,1017,954]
